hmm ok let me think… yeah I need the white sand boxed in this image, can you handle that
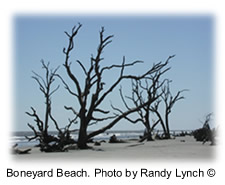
[13,136,215,161]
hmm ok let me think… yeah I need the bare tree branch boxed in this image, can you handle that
[100,58,142,75]
[94,108,110,114]
[56,74,79,97]
[64,106,80,117]
[76,60,88,76]
[63,23,83,104]
[26,107,44,132]
[49,85,60,97]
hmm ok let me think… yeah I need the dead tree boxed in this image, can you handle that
[114,56,173,142]
[150,100,167,138]
[60,23,171,149]
[193,113,215,145]
[26,61,77,152]
[151,81,187,139]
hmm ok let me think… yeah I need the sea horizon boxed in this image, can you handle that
[11,129,194,148]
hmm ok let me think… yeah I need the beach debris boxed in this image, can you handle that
[92,148,104,152]
[64,144,78,150]
[193,126,215,145]
[139,127,157,142]
[109,134,126,143]
[12,144,32,155]
[193,113,216,145]
[94,140,106,146]
[94,141,101,146]
[127,143,145,147]
[154,133,162,140]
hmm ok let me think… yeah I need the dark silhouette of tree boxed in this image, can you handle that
[114,56,173,142]
[151,81,187,139]
[60,23,171,149]
[26,61,77,152]
[193,113,215,145]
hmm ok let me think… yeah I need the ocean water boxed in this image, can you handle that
[11,130,144,148]
[11,130,192,148]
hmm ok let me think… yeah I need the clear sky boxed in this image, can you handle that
[14,15,213,132]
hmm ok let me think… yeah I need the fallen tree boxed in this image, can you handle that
[193,113,215,145]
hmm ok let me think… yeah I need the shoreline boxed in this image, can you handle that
[12,136,216,161]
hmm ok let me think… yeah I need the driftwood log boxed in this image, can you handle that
[12,144,32,155]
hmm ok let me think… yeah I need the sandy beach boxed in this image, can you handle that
[13,136,216,161]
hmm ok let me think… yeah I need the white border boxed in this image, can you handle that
[0,0,224,184]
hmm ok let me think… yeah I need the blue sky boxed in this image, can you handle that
[14,15,213,131]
